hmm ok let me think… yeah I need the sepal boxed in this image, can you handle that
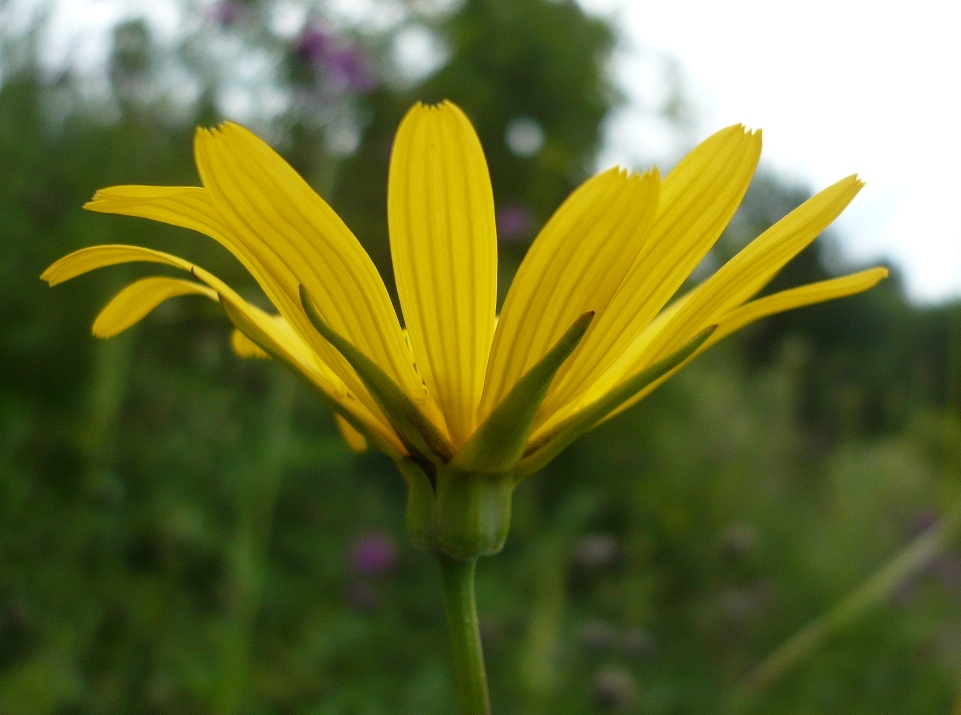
[300,285,454,463]
[518,325,716,475]
[452,312,594,473]
[220,294,399,459]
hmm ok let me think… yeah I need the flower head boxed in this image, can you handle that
[43,101,886,551]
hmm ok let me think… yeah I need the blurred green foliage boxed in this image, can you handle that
[2,1,961,713]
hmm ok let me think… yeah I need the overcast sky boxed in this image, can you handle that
[581,0,961,302]
[30,0,961,302]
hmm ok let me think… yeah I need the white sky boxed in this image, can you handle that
[23,0,960,302]
[581,0,961,303]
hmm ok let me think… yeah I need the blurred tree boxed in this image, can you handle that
[716,172,949,439]
[331,0,618,295]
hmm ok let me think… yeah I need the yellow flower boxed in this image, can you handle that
[43,101,886,481]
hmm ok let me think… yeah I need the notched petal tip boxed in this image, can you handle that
[195,122,245,152]
[729,123,760,139]
[406,98,467,120]
[715,123,762,151]
[83,185,130,207]
[415,98,457,112]
[612,165,661,184]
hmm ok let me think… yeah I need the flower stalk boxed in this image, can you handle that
[438,555,491,715]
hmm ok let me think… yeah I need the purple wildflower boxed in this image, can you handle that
[211,1,242,27]
[349,533,398,576]
[294,25,379,94]
[296,25,332,66]
[496,203,535,242]
[327,46,378,93]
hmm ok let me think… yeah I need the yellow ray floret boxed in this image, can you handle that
[44,101,887,472]
[41,244,403,455]
[389,102,498,446]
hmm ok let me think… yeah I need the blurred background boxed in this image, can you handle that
[2,0,961,713]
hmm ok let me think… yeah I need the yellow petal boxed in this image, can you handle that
[44,244,327,381]
[43,243,401,450]
[387,101,497,445]
[599,267,889,425]
[84,185,353,381]
[336,413,368,452]
[192,124,429,416]
[222,296,404,454]
[601,174,865,385]
[85,131,436,430]
[231,328,270,359]
[479,167,660,420]
[42,242,195,286]
[231,313,312,362]
[44,243,329,384]
[711,266,889,343]
[539,125,762,420]
[93,276,216,338]
[85,185,230,240]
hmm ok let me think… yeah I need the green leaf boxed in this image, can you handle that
[299,285,455,463]
[517,325,717,476]
[451,312,594,473]
[218,294,401,459]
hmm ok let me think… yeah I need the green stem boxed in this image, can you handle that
[725,490,961,714]
[437,555,491,715]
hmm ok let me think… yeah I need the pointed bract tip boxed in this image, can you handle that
[570,310,595,338]
[298,283,312,310]
[298,284,324,329]
[697,323,719,340]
